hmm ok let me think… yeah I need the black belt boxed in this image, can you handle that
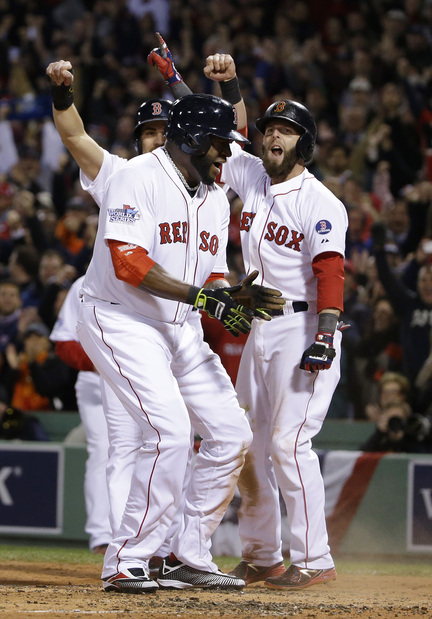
[269,301,309,317]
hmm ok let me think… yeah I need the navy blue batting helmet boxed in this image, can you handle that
[133,98,172,146]
[255,100,317,163]
[165,93,249,155]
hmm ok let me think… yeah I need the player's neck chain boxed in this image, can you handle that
[163,147,199,194]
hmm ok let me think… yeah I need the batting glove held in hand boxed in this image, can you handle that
[225,270,284,320]
[147,33,183,86]
[300,332,336,372]
[192,287,253,337]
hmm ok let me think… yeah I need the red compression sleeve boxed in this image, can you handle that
[108,239,156,287]
[55,341,95,371]
[312,252,345,313]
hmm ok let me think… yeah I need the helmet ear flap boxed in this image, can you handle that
[296,132,314,163]
[181,133,212,156]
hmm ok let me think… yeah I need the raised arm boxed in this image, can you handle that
[46,60,103,182]
[147,35,247,133]
[147,33,192,99]
[203,54,247,132]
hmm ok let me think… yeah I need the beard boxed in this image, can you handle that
[190,152,215,186]
[262,145,298,181]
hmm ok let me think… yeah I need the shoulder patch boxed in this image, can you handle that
[315,219,332,235]
[108,204,141,224]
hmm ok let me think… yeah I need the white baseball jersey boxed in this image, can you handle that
[221,142,348,300]
[82,147,229,323]
[80,149,127,208]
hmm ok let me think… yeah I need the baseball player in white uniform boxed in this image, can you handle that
[46,52,197,572]
[206,57,347,590]
[50,276,112,552]
[76,93,284,593]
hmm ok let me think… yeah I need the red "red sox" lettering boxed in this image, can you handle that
[199,231,219,255]
[159,222,219,255]
[159,221,188,244]
[264,222,304,251]
[239,212,256,232]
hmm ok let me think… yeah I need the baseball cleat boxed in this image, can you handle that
[102,567,159,593]
[264,565,337,590]
[157,556,245,590]
[229,560,286,585]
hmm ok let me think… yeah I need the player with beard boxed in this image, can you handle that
[204,54,348,590]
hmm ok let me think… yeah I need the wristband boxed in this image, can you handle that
[315,331,334,344]
[186,285,201,306]
[50,81,74,111]
[219,76,242,105]
[317,312,338,334]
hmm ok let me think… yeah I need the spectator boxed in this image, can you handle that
[363,82,423,197]
[8,145,44,195]
[0,383,49,441]
[0,181,17,261]
[1,321,77,411]
[0,279,21,352]
[364,370,411,423]
[54,196,93,257]
[36,249,77,329]
[0,102,19,174]
[360,400,430,453]
[350,297,403,417]
[340,259,371,337]
[7,245,40,307]
[372,222,432,404]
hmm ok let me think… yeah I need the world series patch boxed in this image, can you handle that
[315,219,332,234]
[108,204,141,224]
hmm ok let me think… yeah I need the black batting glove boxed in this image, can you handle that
[300,332,336,372]
[189,287,253,337]
[225,270,285,321]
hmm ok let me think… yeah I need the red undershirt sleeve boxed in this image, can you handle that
[55,341,95,372]
[312,252,345,313]
[108,239,156,287]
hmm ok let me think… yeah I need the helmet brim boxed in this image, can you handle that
[255,115,304,135]
[227,129,250,144]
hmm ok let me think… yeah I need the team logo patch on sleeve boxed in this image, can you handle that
[108,204,141,224]
[315,219,332,235]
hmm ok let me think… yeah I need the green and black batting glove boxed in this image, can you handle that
[187,286,253,337]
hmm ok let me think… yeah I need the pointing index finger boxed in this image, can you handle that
[156,32,167,57]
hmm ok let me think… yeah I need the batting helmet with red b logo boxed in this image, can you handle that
[255,100,317,163]
[133,99,173,152]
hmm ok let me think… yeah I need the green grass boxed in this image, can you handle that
[0,543,431,577]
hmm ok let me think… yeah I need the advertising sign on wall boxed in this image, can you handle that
[407,460,432,552]
[0,444,64,534]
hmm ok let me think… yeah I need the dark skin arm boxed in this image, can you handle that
[137,264,285,313]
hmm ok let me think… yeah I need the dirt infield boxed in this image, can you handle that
[0,560,431,618]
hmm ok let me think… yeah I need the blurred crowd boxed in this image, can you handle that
[1,0,432,453]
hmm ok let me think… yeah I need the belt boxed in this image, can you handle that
[269,301,309,317]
